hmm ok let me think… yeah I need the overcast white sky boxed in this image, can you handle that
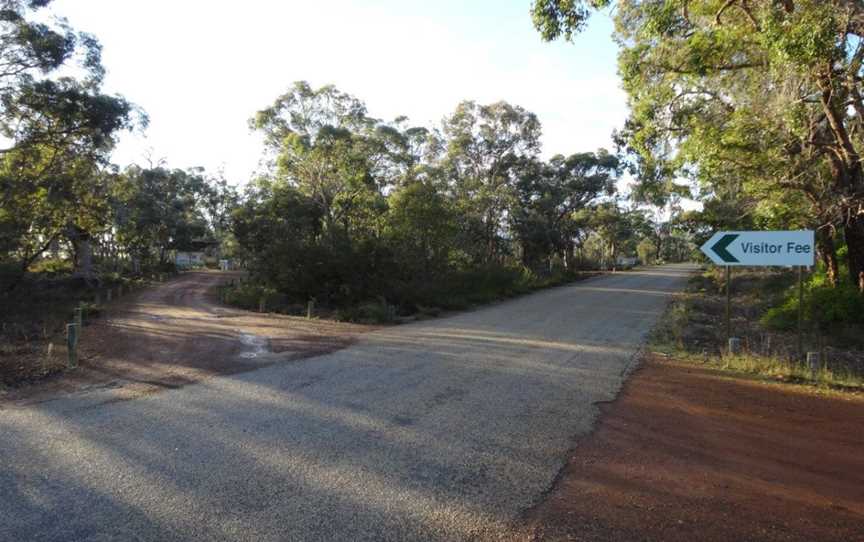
[52,0,627,185]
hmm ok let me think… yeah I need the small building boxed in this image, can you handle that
[175,251,206,268]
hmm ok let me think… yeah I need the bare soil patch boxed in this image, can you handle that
[0,271,373,406]
[517,355,864,542]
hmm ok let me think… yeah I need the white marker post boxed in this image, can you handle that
[700,231,815,356]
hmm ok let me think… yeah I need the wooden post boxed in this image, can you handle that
[806,351,820,375]
[73,306,83,328]
[259,297,266,313]
[307,299,315,320]
[66,323,79,369]
[106,289,112,302]
[728,337,742,355]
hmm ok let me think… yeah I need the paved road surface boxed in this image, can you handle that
[0,264,694,541]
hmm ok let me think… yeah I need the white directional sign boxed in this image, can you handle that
[700,230,815,266]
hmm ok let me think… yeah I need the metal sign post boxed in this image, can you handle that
[798,266,805,359]
[725,266,731,344]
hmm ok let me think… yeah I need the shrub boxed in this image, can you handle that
[28,258,73,276]
[336,298,397,323]
[224,283,280,312]
[762,273,864,330]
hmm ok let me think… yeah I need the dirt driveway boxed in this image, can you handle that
[1,271,371,406]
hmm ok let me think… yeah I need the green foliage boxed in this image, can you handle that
[763,273,864,330]
[112,166,229,268]
[530,0,611,41]
[336,299,397,324]
[0,0,143,287]
[223,283,281,312]
[27,258,73,276]
[636,238,658,265]
[534,0,864,291]
[234,82,645,318]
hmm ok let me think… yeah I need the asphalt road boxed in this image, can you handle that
[0,264,694,541]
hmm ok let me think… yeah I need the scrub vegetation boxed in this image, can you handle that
[5,0,864,385]
[0,1,691,385]
[534,0,864,387]
[652,267,864,391]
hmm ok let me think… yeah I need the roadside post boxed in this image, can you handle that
[798,266,805,359]
[701,230,814,357]
[725,266,731,343]
[73,306,83,328]
[66,323,79,369]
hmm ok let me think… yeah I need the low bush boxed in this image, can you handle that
[27,258,74,276]
[223,283,281,312]
[762,273,864,330]
[336,299,397,323]
[224,263,590,323]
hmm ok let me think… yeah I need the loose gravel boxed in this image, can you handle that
[0,265,694,541]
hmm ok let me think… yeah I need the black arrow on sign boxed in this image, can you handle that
[711,233,739,263]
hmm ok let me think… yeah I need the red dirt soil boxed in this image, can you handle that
[518,355,864,542]
[1,271,373,406]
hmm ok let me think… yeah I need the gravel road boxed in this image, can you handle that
[0,264,694,541]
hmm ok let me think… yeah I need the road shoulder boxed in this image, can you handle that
[515,354,864,542]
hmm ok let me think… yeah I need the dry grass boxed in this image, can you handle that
[652,267,864,392]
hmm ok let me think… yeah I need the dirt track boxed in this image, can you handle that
[1,271,371,405]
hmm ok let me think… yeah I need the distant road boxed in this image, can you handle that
[0,264,695,541]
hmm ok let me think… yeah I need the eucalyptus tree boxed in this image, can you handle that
[113,167,211,268]
[441,100,542,263]
[513,150,618,268]
[252,82,406,246]
[533,0,864,291]
[0,0,139,284]
[385,180,458,282]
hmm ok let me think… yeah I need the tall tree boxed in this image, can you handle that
[0,0,139,284]
[441,100,542,262]
[533,0,864,291]
[251,82,397,245]
[513,151,618,268]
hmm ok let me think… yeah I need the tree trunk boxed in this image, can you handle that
[67,225,95,280]
[816,228,839,287]
[844,216,864,292]
[75,238,94,279]
[564,240,574,270]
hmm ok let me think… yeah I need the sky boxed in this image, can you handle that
[51,0,627,185]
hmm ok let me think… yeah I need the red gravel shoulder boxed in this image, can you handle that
[517,355,864,542]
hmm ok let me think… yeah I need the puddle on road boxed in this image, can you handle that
[238,332,269,359]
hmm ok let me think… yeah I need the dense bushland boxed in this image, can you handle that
[230,82,685,319]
